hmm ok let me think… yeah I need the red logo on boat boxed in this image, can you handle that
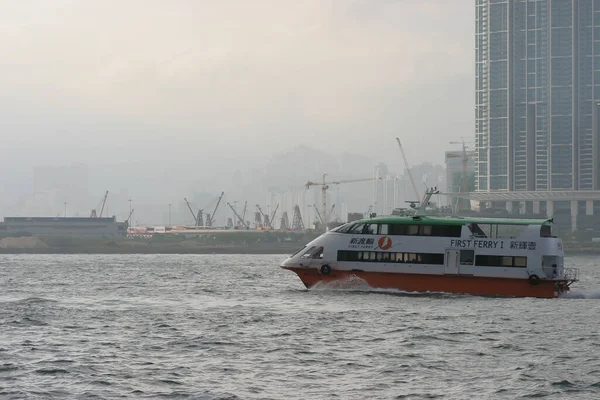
[378,236,392,250]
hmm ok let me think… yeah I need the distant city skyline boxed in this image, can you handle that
[1,144,447,227]
[1,1,476,224]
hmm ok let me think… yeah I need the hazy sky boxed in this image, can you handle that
[1,0,473,168]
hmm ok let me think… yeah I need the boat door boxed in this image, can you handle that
[445,249,459,274]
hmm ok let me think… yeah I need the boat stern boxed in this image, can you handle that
[552,267,578,297]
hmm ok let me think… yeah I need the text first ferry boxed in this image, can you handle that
[280,191,577,298]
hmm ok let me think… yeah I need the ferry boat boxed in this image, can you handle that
[280,190,578,298]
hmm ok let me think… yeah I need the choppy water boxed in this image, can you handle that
[1,254,600,399]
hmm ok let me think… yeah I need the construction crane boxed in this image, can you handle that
[184,198,205,226]
[270,204,279,228]
[227,202,249,229]
[256,204,272,228]
[183,198,196,224]
[396,138,421,201]
[241,201,247,227]
[254,211,263,228]
[313,204,323,224]
[90,190,109,218]
[305,174,380,228]
[126,208,134,227]
[291,205,305,231]
[205,192,224,227]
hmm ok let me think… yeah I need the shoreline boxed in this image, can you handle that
[0,243,303,255]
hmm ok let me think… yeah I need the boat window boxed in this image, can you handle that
[306,247,323,259]
[475,255,527,268]
[495,224,528,239]
[338,250,359,261]
[406,225,419,236]
[348,223,365,234]
[501,256,513,266]
[422,253,444,264]
[389,224,406,235]
[514,256,527,267]
[378,224,389,235]
[363,224,377,235]
[406,253,418,262]
[301,246,323,259]
[468,223,487,238]
[431,225,462,237]
[460,250,474,265]
[383,223,463,237]
[337,250,443,264]
[421,225,432,236]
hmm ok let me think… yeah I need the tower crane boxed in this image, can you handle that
[305,174,380,228]
[396,138,421,201]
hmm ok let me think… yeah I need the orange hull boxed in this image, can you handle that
[282,266,570,298]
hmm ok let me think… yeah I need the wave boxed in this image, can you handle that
[0,297,57,305]
[562,289,600,299]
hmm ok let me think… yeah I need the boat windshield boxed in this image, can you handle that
[335,223,355,233]
[289,246,306,258]
[329,223,347,232]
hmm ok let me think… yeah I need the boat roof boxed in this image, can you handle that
[354,215,553,226]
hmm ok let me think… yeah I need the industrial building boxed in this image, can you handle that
[0,217,127,237]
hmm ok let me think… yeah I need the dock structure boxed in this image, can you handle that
[448,191,600,233]
[0,217,127,237]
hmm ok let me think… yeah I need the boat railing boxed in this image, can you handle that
[562,267,578,282]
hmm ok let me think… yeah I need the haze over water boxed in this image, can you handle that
[1,254,600,399]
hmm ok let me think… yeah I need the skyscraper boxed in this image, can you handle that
[475,0,600,192]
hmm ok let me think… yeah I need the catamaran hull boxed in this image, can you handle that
[282,266,571,299]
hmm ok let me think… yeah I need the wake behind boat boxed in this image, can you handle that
[280,190,578,299]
